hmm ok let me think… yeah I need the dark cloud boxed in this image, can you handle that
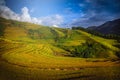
[70,0,120,27]
[0,0,5,5]
[88,0,120,13]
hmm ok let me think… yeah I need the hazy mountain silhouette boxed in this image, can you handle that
[87,18,120,35]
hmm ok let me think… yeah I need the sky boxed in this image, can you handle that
[0,0,120,28]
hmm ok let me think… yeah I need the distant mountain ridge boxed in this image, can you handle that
[87,18,120,35]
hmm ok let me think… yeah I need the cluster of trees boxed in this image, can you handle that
[72,26,85,31]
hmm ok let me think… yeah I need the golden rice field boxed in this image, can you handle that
[0,39,120,80]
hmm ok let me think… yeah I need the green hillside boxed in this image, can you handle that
[0,17,120,80]
[0,17,119,58]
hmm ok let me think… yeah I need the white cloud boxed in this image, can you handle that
[52,25,59,27]
[0,0,63,27]
[40,14,63,26]
[0,6,19,20]
[21,7,31,22]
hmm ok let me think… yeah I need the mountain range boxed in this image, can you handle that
[87,18,120,35]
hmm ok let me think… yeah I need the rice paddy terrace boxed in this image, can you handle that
[0,17,120,80]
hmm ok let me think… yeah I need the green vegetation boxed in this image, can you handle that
[0,24,5,36]
[72,26,120,43]
[62,41,108,58]
[0,17,120,80]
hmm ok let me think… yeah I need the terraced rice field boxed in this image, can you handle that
[0,39,120,80]
[0,18,120,80]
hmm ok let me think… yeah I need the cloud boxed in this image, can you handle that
[52,25,59,27]
[69,11,116,27]
[20,7,31,22]
[0,6,19,20]
[0,0,5,5]
[79,3,85,7]
[1,0,120,28]
[84,0,120,13]
[69,0,120,27]
[40,14,63,26]
[0,0,63,27]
